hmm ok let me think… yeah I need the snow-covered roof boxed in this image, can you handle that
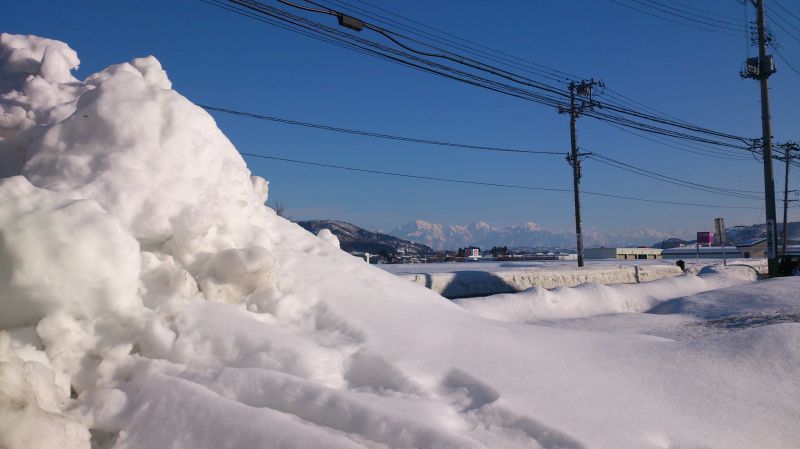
[735,237,767,247]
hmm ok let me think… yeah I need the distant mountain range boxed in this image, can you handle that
[727,222,800,242]
[297,220,432,255]
[390,220,689,250]
[298,219,800,253]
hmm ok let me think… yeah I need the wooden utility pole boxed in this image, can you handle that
[756,0,778,274]
[561,80,600,267]
[742,0,778,275]
[779,142,798,255]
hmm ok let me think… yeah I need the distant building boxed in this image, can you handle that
[584,247,662,260]
[661,246,742,259]
[464,247,480,261]
[735,238,767,258]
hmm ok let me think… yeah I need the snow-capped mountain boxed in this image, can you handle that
[297,220,432,255]
[391,220,687,250]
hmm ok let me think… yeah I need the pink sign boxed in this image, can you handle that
[696,231,714,246]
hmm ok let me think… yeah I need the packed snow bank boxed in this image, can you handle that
[0,177,141,328]
[399,264,682,298]
[1,33,799,449]
[456,265,757,322]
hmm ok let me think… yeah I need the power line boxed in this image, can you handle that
[632,0,744,29]
[773,44,800,77]
[606,122,754,160]
[204,0,780,208]
[668,0,742,23]
[210,0,567,108]
[203,103,770,200]
[767,14,800,44]
[241,152,763,209]
[208,0,755,153]
[315,0,752,146]
[202,103,759,170]
[608,0,743,37]
[774,0,800,23]
[768,8,800,35]
[324,0,726,134]
[319,0,571,84]
[322,0,771,164]
[200,104,564,155]
[328,0,578,80]
[587,152,763,199]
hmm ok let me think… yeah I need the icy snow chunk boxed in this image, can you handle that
[316,228,340,248]
[0,34,84,177]
[139,251,200,309]
[196,246,276,303]
[23,53,256,244]
[0,177,141,328]
[0,33,79,85]
[83,56,170,90]
[0,332,91,449]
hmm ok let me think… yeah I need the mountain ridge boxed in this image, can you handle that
[391,220,800,250]
[297,220,432,255]
[391,220,690,250]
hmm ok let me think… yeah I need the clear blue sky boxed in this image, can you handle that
[6,0,800,234]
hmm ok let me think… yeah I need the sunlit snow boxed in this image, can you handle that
[1,33,798,449]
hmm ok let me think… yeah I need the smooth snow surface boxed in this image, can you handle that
[455,265,758,321]
[1,34,799,449]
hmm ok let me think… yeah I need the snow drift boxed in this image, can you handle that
[1,33,799,449]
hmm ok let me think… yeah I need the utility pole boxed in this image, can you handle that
[779,142,798,255]
[560,79,601,268]
[741,0,778,275]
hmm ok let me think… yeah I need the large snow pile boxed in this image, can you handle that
[1,33,799,449]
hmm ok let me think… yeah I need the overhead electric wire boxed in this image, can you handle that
[208,0,574,110]
[774,0,800,23]
[667,0,742,23]
[219,0,753,150]
[200,104,564,155]
[767,14,800,44]
[585,109,751,150]
[203,103,772,199]
[200,0,409,65]
[322,0,749,143]
[773,45,800,76]
[631,0,745,30]
[606,122,754,160]
[608,0,743,37]
[602,88,697,129]
[207,0,758,168]
[768,8,800,35]
[240,152,763,209]
[326,0,579,81]
[201,103,755,163]
[280,0,574,100]
[587,152,763,199]
[275,0,333,14]
[205,0,569,111]
[201,0,794,214]
[319,0,571,84]
[320,0,757,160]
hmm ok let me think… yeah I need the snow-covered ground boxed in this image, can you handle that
[1,34,798,449]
